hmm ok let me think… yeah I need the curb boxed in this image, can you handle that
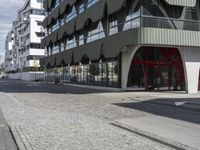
[1,93,33,150]
[111,121,197,150]
[2,107,28,150]
[42,81,123,92]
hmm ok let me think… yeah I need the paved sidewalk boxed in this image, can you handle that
[114,115,200,150]
[0,109,18,150]
[1,79,200,150]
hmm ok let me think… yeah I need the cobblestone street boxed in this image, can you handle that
[0,79,200,150]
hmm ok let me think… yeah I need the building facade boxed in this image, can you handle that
[4,0,45,79]
[4,31,14,73]
[41,0,200,93]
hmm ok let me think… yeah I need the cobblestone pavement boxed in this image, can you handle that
[0,79,199,150]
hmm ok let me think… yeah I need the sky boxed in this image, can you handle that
[0,0,25,60]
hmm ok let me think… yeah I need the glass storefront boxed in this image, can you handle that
[45,60,120,88]
[128,47,185,91]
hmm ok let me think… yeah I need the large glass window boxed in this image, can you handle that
[109,20,118,35]
[45,60,120,88]
[87,22,105,43]
[123,10,140,31]
[128,47,185,91]
[52,44,60,54]
[66,6,77,22]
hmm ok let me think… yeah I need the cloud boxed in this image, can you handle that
[0,0,26,57]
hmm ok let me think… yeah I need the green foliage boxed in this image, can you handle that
[89,64,100,76]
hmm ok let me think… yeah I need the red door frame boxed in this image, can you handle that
[130,47,184,91]
[133,60,171,91]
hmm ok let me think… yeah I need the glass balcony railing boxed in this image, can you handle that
[141,15,200,31]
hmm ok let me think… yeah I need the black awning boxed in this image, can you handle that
[56,49,73,66]
[103,29,139,58]
[106,0,126,15]
[73,40,103,63]
[60,0,77,16]
[47,6,60,26]
[57,18,76,41]
[41,38,46,49]
[48,0,53,10]
[43,17,48,28]
[75,0,105,31]
[43,0,48,11]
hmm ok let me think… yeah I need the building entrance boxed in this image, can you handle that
[127,47,185,91]
[146,63,170,90]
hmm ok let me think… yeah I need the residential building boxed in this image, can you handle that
[40,0,200,93]
[4,0,45,80]
[4,31,14,73]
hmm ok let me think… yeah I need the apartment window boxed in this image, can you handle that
[52,0,60,9]
[52,44,60,54]
[109,20,118,35]
[87,0,99,8]
[31,9,44,15]
[66,37,77,50]
[123,10,140,31]
[27,55,43,61]
[79,35,84,46]
[66,6,77,22]
[28,43,41,49]
[79,4,84,14]
[87,22,104,43]
[37,21,43,26]
[37,0,43,3]
[60,42,65,52]
[36,32,45,37]
[60,15,65,26]
[52,20,59,32]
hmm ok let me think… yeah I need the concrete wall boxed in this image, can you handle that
[121,45,140,89]
[180,47,200,94]
[29,15,45,44]
[7,72,44,81]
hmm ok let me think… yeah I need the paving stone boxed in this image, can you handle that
[0,80,200,150]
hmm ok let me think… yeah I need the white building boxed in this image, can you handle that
[4,31,14,72]
[4,0,45,80]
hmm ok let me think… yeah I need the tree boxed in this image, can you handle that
[89,64,100,76]
[0,63,4,75]
[32,59,40,71]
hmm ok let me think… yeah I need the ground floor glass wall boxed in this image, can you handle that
[45,61,120,88]
[128,47,185,91]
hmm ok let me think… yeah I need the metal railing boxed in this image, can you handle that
[47,11,200,56]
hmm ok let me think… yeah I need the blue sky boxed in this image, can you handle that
[0,0,25,58]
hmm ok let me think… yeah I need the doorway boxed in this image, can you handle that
[127,47,185,91]
[146,63,170,91]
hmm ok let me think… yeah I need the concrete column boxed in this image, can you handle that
[121,45,139,89]
[180,47,200,94]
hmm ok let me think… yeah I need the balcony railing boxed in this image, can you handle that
[47,10,200,56]
[141,15,200,31]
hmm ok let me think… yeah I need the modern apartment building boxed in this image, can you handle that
[4,0,45,80]
[4,31,14,73]
[40,0,200,93]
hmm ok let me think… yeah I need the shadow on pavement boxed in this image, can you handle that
[113,98,200,125]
